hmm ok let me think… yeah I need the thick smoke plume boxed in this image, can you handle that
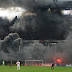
[9,10,72,40]
[0,10,71,40]
[0,0,71,40]
[0,33,72,63]
[0,0,72,63]
[0,16,17,39]
[0,0,52,8]
[0,33,22,61]
[13,0,71,8]
[0,0,16,8]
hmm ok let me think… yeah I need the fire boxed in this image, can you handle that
[57,59,61,63]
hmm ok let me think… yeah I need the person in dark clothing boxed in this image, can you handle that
[51,62,55,70]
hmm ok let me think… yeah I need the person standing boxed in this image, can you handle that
[10,61,12,67]
[51,62,55,70]
[2,61,5,66]
[16,60,20,70]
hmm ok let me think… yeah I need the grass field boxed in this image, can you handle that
[0,66,72,72]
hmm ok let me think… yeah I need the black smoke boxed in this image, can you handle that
[0,0,71,40]
[9,10,72,40]
[0,0,72,63]
[0,16,17,39]
[0,33,22,61]
[0,33,72,63]
[0,0,16,8]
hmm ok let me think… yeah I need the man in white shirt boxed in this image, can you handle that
[16,60,20,70]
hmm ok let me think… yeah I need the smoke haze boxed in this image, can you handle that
[0,33,72,63]
[0,0,71,40]
[0,0,72,63]
[0,10,71,40]
[9,10,72,40]
[0,0,16,8]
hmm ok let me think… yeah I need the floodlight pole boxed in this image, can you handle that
[19,45,20,52]
[55,44,56,61]
[53,43,57,62]
[25,60,26,66]
[42,60,43,66]
[19,39,22,52]
[48,43,50,62]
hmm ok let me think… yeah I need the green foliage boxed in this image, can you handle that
[0,66,72,72]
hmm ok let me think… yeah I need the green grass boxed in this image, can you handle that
[0,66,72,72]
